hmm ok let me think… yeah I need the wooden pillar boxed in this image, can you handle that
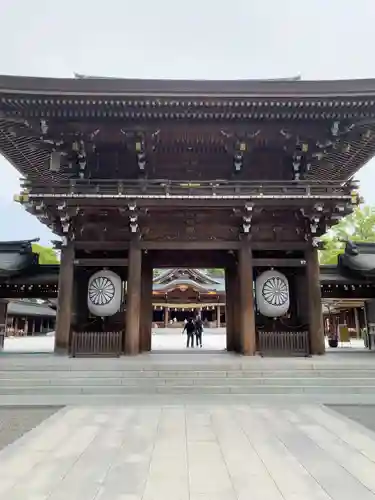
[306,246,325,355]
[226,264,241,352]
[55,243,75,354]
[71,269,90,332]
[125,242,142,355]
[216,305,221,328]
[164,307,169,328]
[364,302,369,334]
[225,268,234,351]
[354,307,360,338]
[225,283,231,349]
[238,244,256,355]
[140,256,153,352]
[0,300,8,334]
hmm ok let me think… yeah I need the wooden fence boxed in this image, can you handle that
[71,331,122,357]
[257,330,310,356]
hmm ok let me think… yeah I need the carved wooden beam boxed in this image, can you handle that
[74,258,128,267]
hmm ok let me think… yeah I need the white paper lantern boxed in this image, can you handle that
[255,269,290,318]
[87,269,122,317]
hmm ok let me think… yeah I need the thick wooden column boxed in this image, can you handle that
[71,269,90,332]
[125,242,142,355]
[225,268,234,351]
[140,256,153,352]
[225,266,239,352]
[216,305,221,328]
[238,244,256,355]
[0,299,8,334]
[164,307,169,328]
[354,307,360,338]
[306,246,325,355]
[55,243,75,354]
[225,265,241,352]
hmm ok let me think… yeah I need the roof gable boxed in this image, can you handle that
[154,268,221,286]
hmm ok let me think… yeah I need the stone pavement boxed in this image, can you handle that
[2,329,366,353]
[3,329,228,353]
[0,406,61,452]
[2,404,375,499]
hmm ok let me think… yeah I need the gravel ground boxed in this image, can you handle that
[326,404,375,433]
[0,406,62,452]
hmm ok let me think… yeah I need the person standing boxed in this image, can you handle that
[182,317,195,348]
[195,316,203,348]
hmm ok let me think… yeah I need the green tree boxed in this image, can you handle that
[319,206,375,265]
[31,243,59,265]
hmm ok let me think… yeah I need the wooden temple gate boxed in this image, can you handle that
[1,74,371,356]
[54,240,324,357]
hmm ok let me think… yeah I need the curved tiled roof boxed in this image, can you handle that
[2,74,375,96]
[154,268,222,285]
[339,242,375,278]
[2,75,375,182]
[0,239,39,277]
[153,278,225,293]
[7,299,56,317]
[74,73,302,82]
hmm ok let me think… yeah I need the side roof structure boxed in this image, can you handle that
[1,239,375,288]
[339,241,375,278]
[7,299,56,317]
[0,239,39,276]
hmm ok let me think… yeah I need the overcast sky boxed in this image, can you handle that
[1,0,375,244]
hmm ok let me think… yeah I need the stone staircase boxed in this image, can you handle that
[1,352,375,404]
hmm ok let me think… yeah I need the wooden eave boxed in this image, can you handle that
[3,74,375,97]
[3,75,375,182]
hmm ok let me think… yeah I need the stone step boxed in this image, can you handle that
[2,376,375,387]
[2,359,375,372]
[2,393,375,406]
[0,384,374,395]
[2,369,375,379]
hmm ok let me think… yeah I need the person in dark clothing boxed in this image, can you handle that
[182,317,196,348]
[195,316,203,347]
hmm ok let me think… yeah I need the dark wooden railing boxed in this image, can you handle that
[257,330,309,356]
[71,331,122,357]
[24,178,354,200]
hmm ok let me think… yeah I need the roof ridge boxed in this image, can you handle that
[74,72,302,82]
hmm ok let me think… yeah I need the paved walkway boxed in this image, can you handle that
[2,329,228,353]
[2,329,367,353]
[2,404,375,499]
